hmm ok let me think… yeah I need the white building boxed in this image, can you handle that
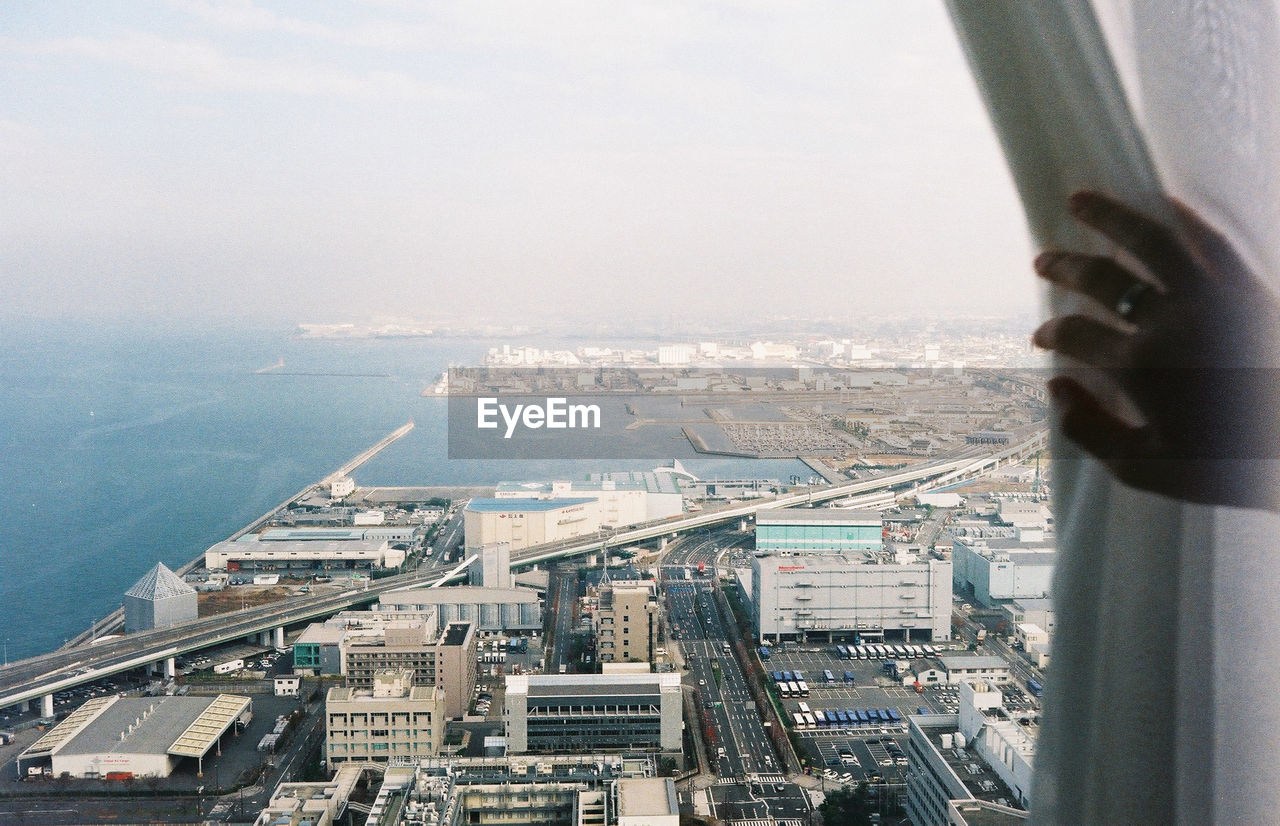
[468,542,512,588]
[905,681,1035,825]
[204,529,406,572]
[937,655,1012,685]
[951,537,1055,607]
[749,550,952,642]
[504,673,682,754]
[464,498,600,553]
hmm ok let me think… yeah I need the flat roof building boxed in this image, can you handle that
[755,508,884,555]
[325,670,445,765]
[363,755,664,826]
[504,673,682,754]
[378,584,543,632]
[597,579,658,664]
[952,538,1055,608]
[750,550,951,642]
[937,655,1013,685]
[905,681,1035,825]
[204,535,405,572]
[464,498,599,553]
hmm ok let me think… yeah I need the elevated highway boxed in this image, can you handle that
[1,428,1044,716]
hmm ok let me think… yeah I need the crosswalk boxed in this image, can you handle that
[751,774,788,783]
[729,820,806,826]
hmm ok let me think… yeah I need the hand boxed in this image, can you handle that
[1033,191,1280,510]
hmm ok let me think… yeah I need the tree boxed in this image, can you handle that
[819,782,874,826]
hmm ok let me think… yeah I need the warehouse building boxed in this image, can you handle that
[378,585,543,633]
[464,498,599,553]
[952,538,1055,608]
[504,673,682,754]
[16,694,252,779]
[204,532,405,572]
[749,549,952,642]
[754,508,884,555]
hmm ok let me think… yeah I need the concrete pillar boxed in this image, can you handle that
[40,693,53,719]
[274,627,285,649]
[164,657,176,678]
[658,537,667,550]
[260,631,272,647]
[739,519,748,532]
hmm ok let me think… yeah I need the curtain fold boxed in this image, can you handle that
[946,1,1280,822]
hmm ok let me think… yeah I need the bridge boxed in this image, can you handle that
[0,428,1044,717]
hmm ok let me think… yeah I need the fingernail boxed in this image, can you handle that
[1031,320,1055,348]
[1033,251,1061,276]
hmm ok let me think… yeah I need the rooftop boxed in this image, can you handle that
[443,621,473,646]
[938,655,1012,671]
[756,507,882,525]
[125,562,195,601]
[465,497,597,512]
[914,715,1026,811]
[616,777,679,818]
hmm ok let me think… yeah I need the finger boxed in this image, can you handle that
[1069,191,1196,289]
[1048,376,1151,461]
[1170,198,1252,284]
[1035,250,1159,313]
[1033,315,1131,367]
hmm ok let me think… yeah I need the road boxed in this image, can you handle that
[665,570,811,824]
[3,431,1045,716]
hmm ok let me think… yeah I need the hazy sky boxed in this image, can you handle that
[1,1,1038,327]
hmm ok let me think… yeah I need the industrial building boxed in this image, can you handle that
[905,681,1035,825]
[1002,597,1056,637]
[123,562,198,633]
[596,579,659,664]
[952,537,1055,607]
[325,670,445,765]
[504,673,682,754]
[465,473,686,553]
[16,694,252,779]
[377,584,543,633]
[204,528,406,572]
[463,498,600,553]
[749,549,952,642]
[754,508,884,555]
[358,755,668,826]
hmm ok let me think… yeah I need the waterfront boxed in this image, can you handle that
[0,320,808,662]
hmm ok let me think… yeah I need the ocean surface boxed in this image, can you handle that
[0,320,806,662]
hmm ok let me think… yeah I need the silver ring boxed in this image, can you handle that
[1115,281,1153,320]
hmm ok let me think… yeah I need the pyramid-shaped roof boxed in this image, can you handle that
[125,562,196,601]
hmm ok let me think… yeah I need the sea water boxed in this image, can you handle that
[0,319,806,661]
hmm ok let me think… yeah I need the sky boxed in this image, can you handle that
[0,1,1039,328]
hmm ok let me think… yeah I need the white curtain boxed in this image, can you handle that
[946,2,1280,823]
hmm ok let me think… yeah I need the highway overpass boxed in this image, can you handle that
[0,429,1044,715]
